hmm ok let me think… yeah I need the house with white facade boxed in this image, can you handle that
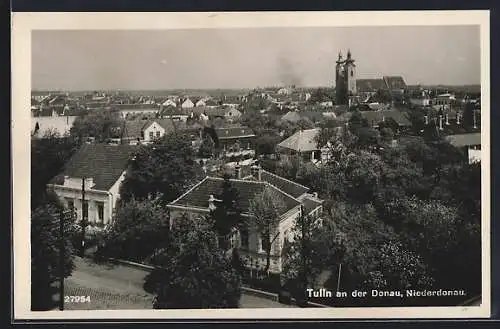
[224,108,242,121]
[446,133,481,164]
[31,115,77,138]
[121,118,176,144]
[161,99,177,107]
[181,98,195,109]
[167,165,323,273]
[47,144,137,226]
[277,128,331,164]
[117,104,160,119]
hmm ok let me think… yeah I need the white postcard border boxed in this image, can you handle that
[11,10,491,320]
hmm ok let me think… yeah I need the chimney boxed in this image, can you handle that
[234,164,242,179]
[424,115,429,125]
[208,194,217,211]
[457,112,461,125]
[439,115,443,130]
[251,164,262,181]
[445,113,449,125]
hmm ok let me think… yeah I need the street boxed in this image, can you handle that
[62,257,294,310]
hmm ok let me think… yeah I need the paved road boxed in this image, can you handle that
[62,257,294,310]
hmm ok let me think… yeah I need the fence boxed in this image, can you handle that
[103,256,329,308]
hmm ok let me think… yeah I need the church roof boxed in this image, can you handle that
[383,76,407,91]
[356,79,387,92]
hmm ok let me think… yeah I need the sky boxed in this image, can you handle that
[31,26,481,91]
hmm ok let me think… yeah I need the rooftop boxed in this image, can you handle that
[168,176,301,215]
[215,127,256,140]
[50,143,137,191]
[445,133,481,147]
[277,128,321,152]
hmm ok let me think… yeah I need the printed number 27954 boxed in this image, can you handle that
[64,295,91,303]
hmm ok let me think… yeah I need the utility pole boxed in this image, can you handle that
[335,232,344,294]
[59,210,66,311]
[80,177,86,257]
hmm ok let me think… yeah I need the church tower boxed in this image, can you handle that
[335,49,357,106]
[335,51,347,105]
[345,49,357,95]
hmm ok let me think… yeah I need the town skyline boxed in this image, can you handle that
[32,26,481,91]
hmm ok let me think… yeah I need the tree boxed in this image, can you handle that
[210,174,243,249]
[318,202,399,292]
[372,89,393,104]
[307,88,335,104]
[119,132,205,205]
[383,196,480,293]
[198,135,215,158]
[282,213,324,302]
[100,197,170,263]
[31,132,81,210]
[365,241,434,291]
[247,186,287,272]
[255,134,281,156]
[70,108,124,142]
[31,196,76,310]
[153,214,241,309]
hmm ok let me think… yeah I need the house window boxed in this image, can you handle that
[96,202,104,224]
[260,231,270,253]
[149,131,154,140]
[240,228,249,249]
[82,201,89,220]
[66,198,74,210]
[156,131,161,138]
[140,131,144,139]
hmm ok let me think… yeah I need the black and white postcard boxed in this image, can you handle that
[12,11,491,320]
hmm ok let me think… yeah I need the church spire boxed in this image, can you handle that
[347,49,352,59]
[337,51,343,64]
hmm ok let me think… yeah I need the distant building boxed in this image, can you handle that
[161,99,177,107]
[224,108,242,121]
[281,111,302,123]
[116,104,159,119]
[335,50,357,106]
[205,126,257,163]
[277,128,331,164]
[121,118,176,145]
[181,98,195,109]
[334,49,407,105]
[446,133,481,164]
[31,116,77,138]
[47,144,137,226]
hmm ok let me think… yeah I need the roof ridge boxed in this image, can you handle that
[169,176,209,205]
[261,169,310,191]
[264,182,302,205]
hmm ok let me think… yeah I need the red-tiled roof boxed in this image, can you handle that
[51,143,137,191]
[168,177,301,214]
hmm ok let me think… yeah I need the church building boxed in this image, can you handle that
[335,50,357,106]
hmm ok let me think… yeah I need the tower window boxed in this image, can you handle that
[351,70,354,77]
